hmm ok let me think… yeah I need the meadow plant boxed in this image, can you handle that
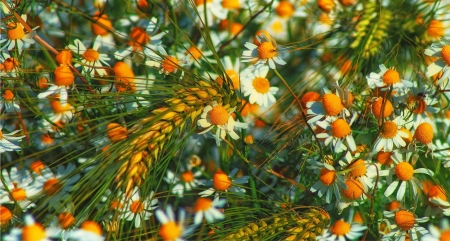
[1,0,450,240]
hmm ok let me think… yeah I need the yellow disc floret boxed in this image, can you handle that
[7,22,25,40]
[330,220,351,236]
[380,121,398,139]
[276,1,295,18]
[319,168,336,186]
[159,221,181,241]
[194,197,213,212]
[395,162,414,181]
[22,222,46,241]
[258,41,277,60]
[382,69,400,85]
[252,77,270,94]
[331,118,351,138]
[161,56,179,73]
[442,45,450,65]
[342,179,363,200]
[348,159,367,178]
[414,122,433,144]
[394,210,415,231]
[213,170,232,191]
[372,98,393,119]
[322,93,344,116]
[209,106,229,126]
[83,49,100,62]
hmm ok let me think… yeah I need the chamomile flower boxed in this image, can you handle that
[342,158,376,193]
[193,197,226,224]
[366,64,413,90]
[242,33,286,69]
[37,65,75,106]
[373,116,409,152]
[381,210,429,241]
[164,166,204,197]
[0,167,41,211]
[424,38,450,85]
[199,169,249,198]
[145,46,188,77]
[0,14,37,53]
[3,215,51,241]
[45,98,75,125]
[380,152,433,201]
[0,89,20,113]
[156,205,196,241]
[425,185,450,217]
[0,205,14,227]
[422,219,450,241]
[241,65,278,107]
[413,122,435,150]
[66,221,105,241]
[197,101,248,146]
[0,124,25,153]
[119,187,159,228]
[318,218,367,241]
[0,52,20,77]
[306,86,351,124]
[316,116,357,153]
[91,12,116,50]
[67,36,110,77]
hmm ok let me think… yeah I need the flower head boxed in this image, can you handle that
[242,33,286,69]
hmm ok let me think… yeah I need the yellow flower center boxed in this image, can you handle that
[385,201,401,211]
[372,98,393,119]
[130,200,144,213]
[319,13,333,25]
[394,210,415,231]
[194,197,213,211]
[323,93,344,116]
[209,106,229,126]
[59,212,75,229]
[395,162,414,181]
[258,41,277,60]
[318,0,335,13]
[252,77,270,94]
[186,46,202,60]
[2,89,14,101]
[114,62,136,92]
[54,65,75,86]
[319,168,336,186]
[380,121,398,139]
[161,56,179,73]
[330,220,351,236]
[92,12,113,36]
[22,223,46,241]
[428,185,447,201]
[382,69,400,84]
[301,91,321,108]
[41,134,54,145]
[376,151,393,165]
[441,45,450,65]
[181,170,194,183]
[43,178,62,196]
[50,100,73,113]
[0,206,12,225]
[109,199,124,210]
[129,27,150,52]
[342,179,363,200]
[213,170,232,191]
[83,48,100,62]
[159,221,181,241]
[3,58,19,71]
[414,122,433,144]
[221,0,240,9]
[56,49,73,65]
[441,231,450,241]
[348,159,367,178]
[11,187,27,201]
[427,20,444,38]
[276,1,295,18]
[7,22,25,40]
[81,221,102,235]
[331,118,351,138]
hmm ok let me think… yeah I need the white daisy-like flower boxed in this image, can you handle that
[424,38,450,85]
[306,86,351,124]
[379,152,433,201]
[155,205,197,241]
[145,45,188,77]
[119,187,159,228]
[0,51,20,77]
[193,197,226,225]
[0,124,25,153]
[0,167,41,210]
[66,221,105,241]
[0,89,20,112]
[432,138,450,169]
[242,33,286,69]
[373,116,409,152]
[307,157,347,204]
[341,158,376,193]
[68,36,110,77]
[0,14,37,53]
[366,64,413,90]
[424,185,450,217]
[199,168,249,198]
[192,0,226,27]
[164,166,204,198]
[197,101,248,146]
[316,116,357,153]
[3,215,52,241]
[317,218,367,241]
[240,65,278,107]
[422,219,450,241]
[37,65,75,106]
[381,210,429,241]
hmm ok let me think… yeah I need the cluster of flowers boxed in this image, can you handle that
[1,0,450,240]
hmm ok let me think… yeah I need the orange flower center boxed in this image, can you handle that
[39,77,49,89]
[394,210,415,231]
[318,0,335,13]
[441,231,450,241]
[54,65,75,86]
[382,69,400,84]
[221,0,240,9]
[4,58,19,71]
[301,91,321,108]
[2,89,14,100]
[395,162,414,181]
[348,159,367,178]
[258,41,277,60]
[209,106,229,126]
[330,220,351,236]
[161,56,179,73]
[11,187,27,201]
[186,46,202,60]
[181,170,194,183]
[92,12,113,36]
[331,118,351,138]
[109,199,124,210]
[107,123,127,143]
[30,161,45,175]
[159,221,181,241]
[276,1,295,18]
[194,197,213,211]
[323,93,344,116]
[83,48,100,62]
[41,134,54,145]
[81,221,102,235]
[319,168,336,186]
[252,77,270,94]
[114,62,136,92]
[319,13,333,25]
[50,100,73,113]
[130,200,144,213]
[441,45,450,65]
[56,49,73,65]
[213,170,232,191]
[22,223,46,241]
[59,212,75,229]
[129,27,150,52]
[414,122,433,144]
[380,121,398,139]
[372,97,393,119]
[427,20,444,38]
[385,201,401,211]
[43,178,62,196]
[376,151,393,165]
[428,185,447,201]
[7,22,25,40]
[342,179,363,200]
[0,206,12,225]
